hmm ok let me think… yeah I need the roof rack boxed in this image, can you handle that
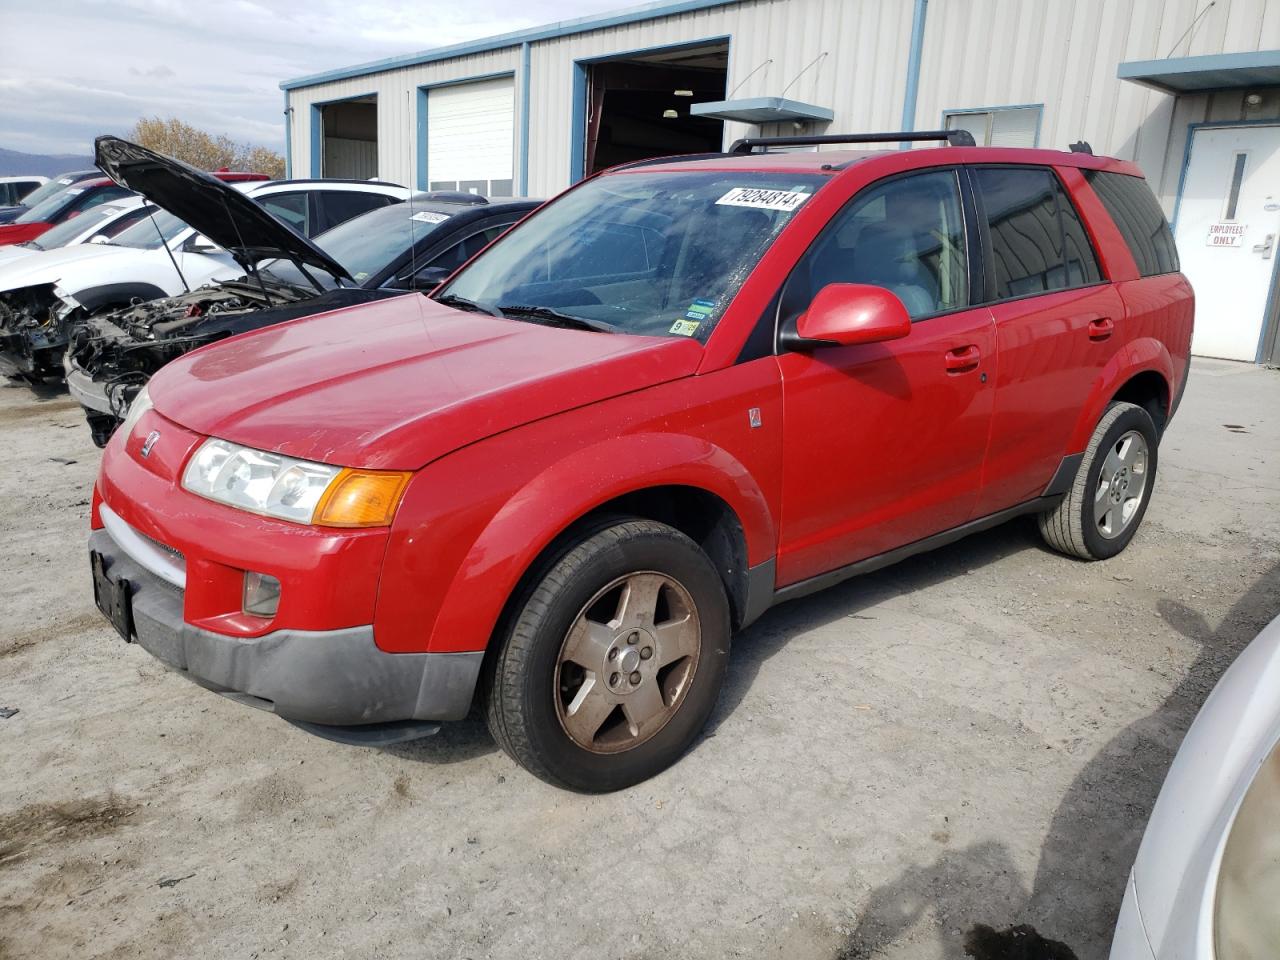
[728,129,976,154]
[1068,140,1094,155]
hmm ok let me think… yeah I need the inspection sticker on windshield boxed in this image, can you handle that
[684,298,715,321]
[411,211,450,224]
[716,187,811,212]
[669,319,701,336]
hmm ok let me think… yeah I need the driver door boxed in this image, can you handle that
[775,168,997,587]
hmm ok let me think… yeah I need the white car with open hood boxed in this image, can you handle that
[0,140,407,380]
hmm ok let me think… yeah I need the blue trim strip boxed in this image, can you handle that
[414,71,516,191]
[941,103,1045,147]
[569,35,731,185]
[570,61,588,185]
[1257,247,1280,364]
[281,0,741,90]
[520,42,531,195]
[282,91,292,178]
[901,0,928,134]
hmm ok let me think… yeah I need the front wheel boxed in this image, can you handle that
[483,518,731,792]
[1039,401,1159,560]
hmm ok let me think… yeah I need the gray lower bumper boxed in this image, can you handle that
[89,528,483,727]
[64,354,113,415]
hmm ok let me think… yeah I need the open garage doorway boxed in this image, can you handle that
[581,41,728,178]
[317,96,378,179]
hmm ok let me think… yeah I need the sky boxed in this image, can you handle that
[0,0,627,157]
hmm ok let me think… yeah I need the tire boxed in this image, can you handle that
[483,517,731,792]
[1038,401,1159,560]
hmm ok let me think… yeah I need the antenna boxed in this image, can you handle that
[406,90,419,289]
[149,204,189,293]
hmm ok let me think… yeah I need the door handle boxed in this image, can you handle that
[1253,233,1275,259]
[1088,316,1115,341]
[944,344,981,373]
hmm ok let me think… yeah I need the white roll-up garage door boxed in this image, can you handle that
[427,77,515,197]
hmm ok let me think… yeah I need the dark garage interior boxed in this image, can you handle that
[584,42,728,176]
[319,97,378,179]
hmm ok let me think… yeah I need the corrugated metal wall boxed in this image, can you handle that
[285,0,1280,205]
[912,0,1280,209]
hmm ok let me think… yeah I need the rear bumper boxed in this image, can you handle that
[89,527,483,726]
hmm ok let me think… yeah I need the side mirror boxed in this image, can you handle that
[88,234,111,244]
[788,283,911,349]
[184,234,219,254]
[388,266,452,291]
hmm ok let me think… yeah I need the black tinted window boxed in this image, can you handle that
[317,191,396,232]
[1084,170,1179,277]
[975,167,1100,299]
[782,169,968,322]
[260,192,308,234]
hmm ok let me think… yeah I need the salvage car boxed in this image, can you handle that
[0,197,157,268]
[1109,612,1280,959]
[0,169,100,224]
[65,170,537,443]
[0,159,409,381]
[88,131,1193,791]
[0,175,48,207]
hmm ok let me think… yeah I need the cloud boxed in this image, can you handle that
[1,0,624,156]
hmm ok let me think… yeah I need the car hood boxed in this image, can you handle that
[95,136,351,283]
[148,295,704,470]
[0,242,148,294]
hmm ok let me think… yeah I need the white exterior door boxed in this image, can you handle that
[1175,124,1280,362]
[427,78,515,197]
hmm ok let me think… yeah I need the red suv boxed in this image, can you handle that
[88,132,1192,791]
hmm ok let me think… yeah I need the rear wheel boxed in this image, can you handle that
[484,518,730,792]
[1039,401,1159,560]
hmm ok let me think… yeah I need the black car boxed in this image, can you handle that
[65,147,537,445]
[0,169,101,224]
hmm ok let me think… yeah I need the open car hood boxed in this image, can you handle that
[94,136,351,283]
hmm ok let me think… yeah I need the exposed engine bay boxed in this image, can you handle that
[66,274,315,445]
[0,283,79,380]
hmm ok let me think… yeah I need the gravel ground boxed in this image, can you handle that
[2,358,1278,960]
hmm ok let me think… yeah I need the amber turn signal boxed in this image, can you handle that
[313,469,412,527]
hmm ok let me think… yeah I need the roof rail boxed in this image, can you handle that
[728,129,976,154]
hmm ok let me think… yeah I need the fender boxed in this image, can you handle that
[71,282,168,314]
[387,432,777,655]
[1066,336,1174,452]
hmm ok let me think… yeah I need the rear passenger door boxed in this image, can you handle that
[775,168,997,586]
[968,165,1125,517]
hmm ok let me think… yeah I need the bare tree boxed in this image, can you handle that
[128,117,285,179]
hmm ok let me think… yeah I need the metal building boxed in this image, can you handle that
[281,0,1280,363]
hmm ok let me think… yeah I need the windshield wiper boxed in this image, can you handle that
[497,305,618,334]
[435,293,506,318]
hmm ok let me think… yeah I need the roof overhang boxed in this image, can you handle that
[1118,50,1280,94]
[689,96,833,124]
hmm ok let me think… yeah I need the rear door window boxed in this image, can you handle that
[973,167,1101,299]
[315,190,397,232]
[1083,170,1179,277]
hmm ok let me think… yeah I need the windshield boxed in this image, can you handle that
[27,204,123,250]
[15,184,93,223]
[109,210,189,249]
[10,176,80,211]
[263,202,454,289]
[439,170,826,340]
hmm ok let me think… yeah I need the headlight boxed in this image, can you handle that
[181,438,410,527]
[1214,737,1280,958]
[117,383,152,439]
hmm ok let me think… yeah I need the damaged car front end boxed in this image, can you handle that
[0,282,83,380]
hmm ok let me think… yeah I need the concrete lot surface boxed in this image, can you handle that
[2,358,1278,960]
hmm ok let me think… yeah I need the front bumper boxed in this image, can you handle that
[65,352,114,415]
[89,526,483,728]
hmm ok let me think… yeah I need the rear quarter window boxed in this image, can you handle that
[1083,170,1179,277]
